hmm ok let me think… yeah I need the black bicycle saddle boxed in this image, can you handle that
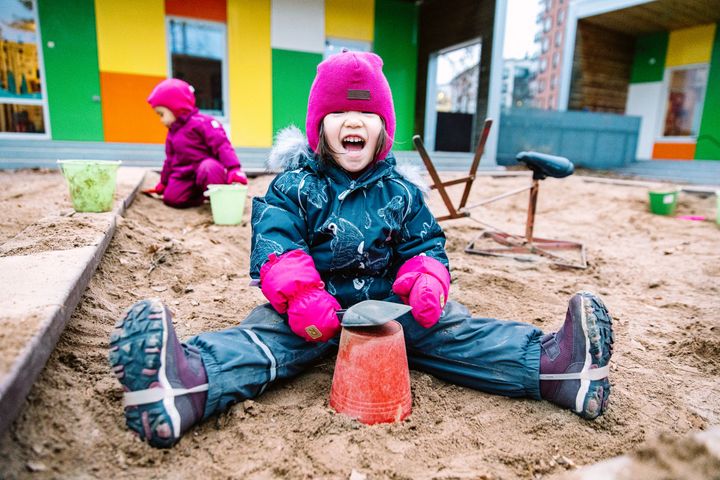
[516,151,574,180]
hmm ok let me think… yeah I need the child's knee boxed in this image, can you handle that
[196,158,226,186]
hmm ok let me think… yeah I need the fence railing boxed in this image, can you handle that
[497,108,641,169]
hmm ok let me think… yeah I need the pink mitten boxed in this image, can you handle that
[260,250,341,342]
[227,169,248,185]
[392,255,450,328]
[154,182,166,194]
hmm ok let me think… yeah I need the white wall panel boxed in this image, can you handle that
[626,82,663,160]
[271,0,325,53]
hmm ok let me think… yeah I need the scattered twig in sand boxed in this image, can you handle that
[148,253,167,274]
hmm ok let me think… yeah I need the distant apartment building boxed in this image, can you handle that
[501,58,536,109]
[533,0,569,110]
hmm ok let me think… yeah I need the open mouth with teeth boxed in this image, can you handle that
[342,135,366,151]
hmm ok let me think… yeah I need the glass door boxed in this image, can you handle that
[424,39,481,152]
[0,0,49,136]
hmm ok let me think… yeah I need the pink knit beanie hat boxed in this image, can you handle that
[147,78,196,116]
[306,51,396,161]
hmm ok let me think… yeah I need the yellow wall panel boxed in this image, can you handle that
[326,0,375,42]
[228,0,272,147]
[95,0,167,76]
[665,23,716,67]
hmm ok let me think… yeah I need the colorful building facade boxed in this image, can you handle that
[0,0,421,150]
[627,23,719,160]
[558,0,720,161]
[1,0,516,165]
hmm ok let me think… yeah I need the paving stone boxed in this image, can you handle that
[0,167,146,435]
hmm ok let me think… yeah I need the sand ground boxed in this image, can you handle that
[0,167,718,479]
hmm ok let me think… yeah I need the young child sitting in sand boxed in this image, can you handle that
[109,51,614,448]
[145,78,247,208]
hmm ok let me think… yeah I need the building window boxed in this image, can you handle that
[552,52,560,68]
[555,31,562,47]
[544,17,552,33]
[435,41,480,114]
[0,0,47,135]
[541,38,549,53]
[662,65,708,137]
[168,18,227,118]
[557,9,564,26]
[550,74,555,90]
[325,38,371,58]
[540,58,548,73]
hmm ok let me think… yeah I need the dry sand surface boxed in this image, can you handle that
[0,167,719,479]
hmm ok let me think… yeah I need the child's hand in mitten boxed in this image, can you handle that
[286,288,341,342]
[142,182,165,195]
[227,169,248,185]
[260,250,340,342]
[392,255,450,328]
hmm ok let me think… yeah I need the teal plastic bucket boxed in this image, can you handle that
[58,160,122,212]
[205,184,248,225]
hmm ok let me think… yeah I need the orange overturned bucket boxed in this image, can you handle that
[329,320,411,424]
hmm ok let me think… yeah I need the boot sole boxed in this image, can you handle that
[575,291,614,419]
[109,299,180,448]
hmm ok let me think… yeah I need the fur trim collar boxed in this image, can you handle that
[394,162,429,194]
[267,125,311,171]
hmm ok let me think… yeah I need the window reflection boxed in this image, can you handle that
[0,0,42,99]
[1,0,45,134]
[168,19,226,116]
[663,66,708,137]
[0,103,45,133]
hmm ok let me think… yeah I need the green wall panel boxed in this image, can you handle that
[696,23,720,160]
[272,49,322,136]
[374,0,418,150]
[38,0,103,140]
[630,31,668,84]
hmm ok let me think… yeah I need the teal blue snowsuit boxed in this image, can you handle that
[187,145,543,419]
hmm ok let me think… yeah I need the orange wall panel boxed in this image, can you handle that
[101,72,167,143]
[165,0,226,22]
[652,142,696,160]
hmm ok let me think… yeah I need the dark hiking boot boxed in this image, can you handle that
[109,299,208,448]
[539,291,614,420]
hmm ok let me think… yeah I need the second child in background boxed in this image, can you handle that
[146,78,248,208]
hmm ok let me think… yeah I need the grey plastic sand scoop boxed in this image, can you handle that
[337,300,412,327]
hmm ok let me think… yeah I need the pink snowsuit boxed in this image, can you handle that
[148,79,243,208]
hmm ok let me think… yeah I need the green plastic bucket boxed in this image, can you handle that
[58,160,122,213]
[205,184,248,225]
[648,188,679,216]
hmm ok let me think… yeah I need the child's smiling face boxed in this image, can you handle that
[322,111,383,174]
[154,106,177,128]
